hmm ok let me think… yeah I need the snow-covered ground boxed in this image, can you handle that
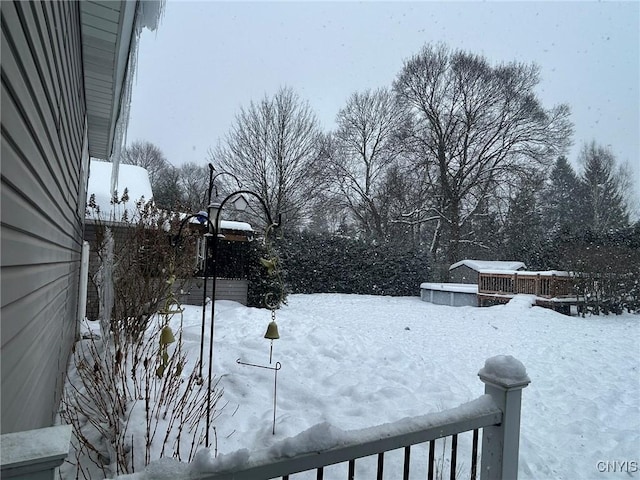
[67,294,640,479]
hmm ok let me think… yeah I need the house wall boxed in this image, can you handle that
[1,1,87,434]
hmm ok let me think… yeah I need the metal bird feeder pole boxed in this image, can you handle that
[197,165,242,380]
[174,214,216,381]
[205,189,280,447]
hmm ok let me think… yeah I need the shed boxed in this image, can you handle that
[449,260,526,284]
[180,216,254,307]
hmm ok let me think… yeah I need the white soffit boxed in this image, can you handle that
[80,1,137,160]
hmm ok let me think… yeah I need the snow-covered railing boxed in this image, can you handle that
[479,271,572,298]
[191,356,530,480]
[0,425,72,479]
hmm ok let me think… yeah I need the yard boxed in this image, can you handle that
[64,294,639,479]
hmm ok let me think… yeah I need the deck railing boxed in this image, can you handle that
[45,358,530,480]
[194,357,530,480]
[479,271,572,298]
[0,425,72,479]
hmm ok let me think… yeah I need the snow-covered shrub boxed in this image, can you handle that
[60,294,223,478]
[86,192,198,340]
[61,195,223,477]
[246,228,288,309]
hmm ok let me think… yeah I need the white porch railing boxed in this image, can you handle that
[0,424,72,479]
[193,355,530,480]
[7,357,528,480]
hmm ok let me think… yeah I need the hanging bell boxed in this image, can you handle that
[264,321,280,340]
[160,326,175,345]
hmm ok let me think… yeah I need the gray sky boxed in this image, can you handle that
[127,0,639,202]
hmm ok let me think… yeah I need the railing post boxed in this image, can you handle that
[478,356,530,480]
[0,425,72,479]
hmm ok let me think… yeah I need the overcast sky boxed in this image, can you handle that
[127,0,639,202]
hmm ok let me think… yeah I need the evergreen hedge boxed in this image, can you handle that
[275,232,430,297]
[556,224,640,314]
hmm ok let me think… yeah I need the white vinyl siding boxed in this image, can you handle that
[1,1,85,434]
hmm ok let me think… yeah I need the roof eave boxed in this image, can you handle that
[80,1,138,160]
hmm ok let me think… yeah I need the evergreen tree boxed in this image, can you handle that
[542,156,584,237]
[578,141,630,234]
[502,177,546,268]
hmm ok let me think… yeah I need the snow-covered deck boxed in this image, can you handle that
[421,270,577,313]
[477,270,577,314]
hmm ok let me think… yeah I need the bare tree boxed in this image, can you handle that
[212,87,325,228]
[153,165,182,211]
[177,162,209,213]
[326,88,409,240]
[394,43,572,266]
[122,140,169,187]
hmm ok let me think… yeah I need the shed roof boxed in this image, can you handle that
[187,214,253,232]
[449,260,526,272]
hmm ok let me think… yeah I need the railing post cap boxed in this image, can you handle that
[1,424,72,475]
[478,355,531,389]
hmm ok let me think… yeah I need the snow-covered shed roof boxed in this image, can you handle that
[86,159,153,221]
[86,160,254,232]
[449,260,526,272]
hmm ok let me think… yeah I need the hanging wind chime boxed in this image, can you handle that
[263,293,281,363]
[258,222,284,363]
[237,222,285,434]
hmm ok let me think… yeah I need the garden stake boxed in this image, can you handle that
[236,358,282,435]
